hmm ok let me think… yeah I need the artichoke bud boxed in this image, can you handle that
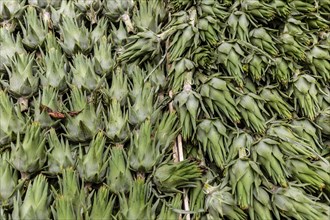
[107,145,133,193]
[50,0,78,28]
[198,16,220,46]
[118,178,154,220]
[272,186,330,220]
[245,54,265,81]
[260,87,293,119]
[93,36,115,76]
[270,57,291,85]
[291,119,322,152]
[132,0,166,32]
[228,159,263,210]
[252,138,288,187]
[250,187,272,220]
[70,53,104,91]
[237,93,267,133]
[75,0,101,12]
[287,158,327,191]
[28,0,62,9]
[0,28,25,72]
[154,112,178,150]
[197,119,227,169]
[289,0,316,13]
[292,74,320,120]
[104,0,134,21]
[0,152,19,206]
[59,16,91,55]
[157,193,182,220]
[168,23,199,62]
[153,160,202,193]
[77,132,109,183]
[271,0,291,17]
[227,131,254,162]
[129,82,159,125]
[128,120,160,172]
[12,175,50,220]
[145,62,166,89]
[103,0,134,33]
[241,0,275,21]
[33,87,63,128]
[75,0,101,24]
[105,68,128,106]
[90,17,108,44]
[280,33,306,60]
[315,109,330,136]
[307,46,330,82]
[0,90,26,146]
[86,186,115,220]
[203,183,247,220]
[109,21,128,46]
[20,6,47,49]
[200,77,241,123]
[64,87,103,142]
[51,196,77,220]
[104,73,129,106]
[10,122,46,176]
[191,46,216,70]
[168,57,195,92]
[312,160,330,191]
[39,46,68,91]
[249,27,278,56]
[173,86,201,140]
[0,0,25,22]
[104,99,129,142]
[119,30,161,64]
[52,168,90,219]
[47,128,75,175]
[217,42,244,87]
[267,123,318,158]
[5,52,39,98]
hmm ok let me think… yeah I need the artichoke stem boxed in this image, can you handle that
[20,172,30,180]
[137,172,145,180]
[18,97,29,112]
[121,13,134,33]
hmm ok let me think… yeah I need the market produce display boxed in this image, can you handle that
[0,0,330,219]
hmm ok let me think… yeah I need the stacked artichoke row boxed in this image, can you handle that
[0,0,330,219]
